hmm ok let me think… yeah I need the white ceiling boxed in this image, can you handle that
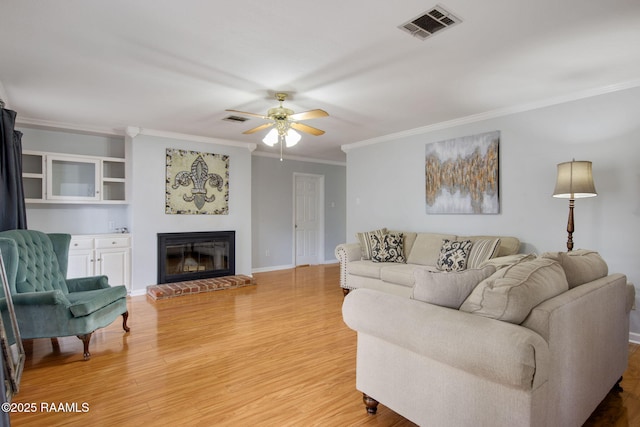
[1,0,640,163]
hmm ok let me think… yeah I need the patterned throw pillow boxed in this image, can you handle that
[437,239,472,271]
[466,238,501,269]
[371,233,406,263]
[355,228,387,260]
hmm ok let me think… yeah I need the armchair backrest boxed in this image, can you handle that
[0,230,70,295]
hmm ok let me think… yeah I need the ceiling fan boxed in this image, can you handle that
[226,93,329,155]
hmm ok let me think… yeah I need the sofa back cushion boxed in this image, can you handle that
[412,265,496,309]
[406,233,456,266]
[541,249,608,289]
[460,258,569,324]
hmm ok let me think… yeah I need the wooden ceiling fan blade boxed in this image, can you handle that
[226,109,267,119]
[291,122,325,136]
[288,109,329,121]
[243,122,273,134]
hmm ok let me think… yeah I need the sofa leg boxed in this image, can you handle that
[122,311,131,332]
[363,393,379,415]
[342,288,351,297]
[77,333,92,360]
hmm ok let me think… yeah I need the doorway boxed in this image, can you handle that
[293,173,324,266]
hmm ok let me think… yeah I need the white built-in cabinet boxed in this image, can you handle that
[22,150,126,203]
[67,234,131,291]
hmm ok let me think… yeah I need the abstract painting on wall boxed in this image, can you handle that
[425,130,500,214]
[166,148,229,215]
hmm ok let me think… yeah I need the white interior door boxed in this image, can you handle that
[294,174,323,266]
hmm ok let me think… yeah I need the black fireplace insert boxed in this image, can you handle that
[157,231,235,284]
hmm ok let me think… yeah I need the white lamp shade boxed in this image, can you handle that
[552,160,597,199]
[262,128,279,146]
[285,129,301,147]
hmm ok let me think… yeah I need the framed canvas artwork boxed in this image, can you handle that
[166,149,229,215]
[425,130,500,214]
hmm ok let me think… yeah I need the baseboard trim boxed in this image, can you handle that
[629,332,640,344]
[252,264,295,273]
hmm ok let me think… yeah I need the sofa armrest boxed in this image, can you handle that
[335,243,362,289]
[66,275,110,293]
[343,288,550,390]
[12,290,70,306]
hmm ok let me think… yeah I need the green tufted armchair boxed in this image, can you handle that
[0,229,129,360]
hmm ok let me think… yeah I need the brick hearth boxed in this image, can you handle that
[146,275,255,300]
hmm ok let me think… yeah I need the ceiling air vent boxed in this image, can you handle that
[223,115,250,123]
[399,5,461,40]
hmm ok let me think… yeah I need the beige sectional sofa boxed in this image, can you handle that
[342,249,635,426]
[335,230,521,296]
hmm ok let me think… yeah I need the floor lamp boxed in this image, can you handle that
[552,160,597,251]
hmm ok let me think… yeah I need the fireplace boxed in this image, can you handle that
[157,231,235,284]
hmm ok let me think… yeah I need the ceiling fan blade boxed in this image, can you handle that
[290,122,325,136]
[242,122,273,134]
[288,109,329,121]
[225,109,268,119]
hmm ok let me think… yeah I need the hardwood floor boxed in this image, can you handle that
[7,264,640,426]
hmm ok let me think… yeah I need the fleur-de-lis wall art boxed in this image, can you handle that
[165,149,229,215]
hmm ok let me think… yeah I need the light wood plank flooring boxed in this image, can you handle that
[8,264,640,426]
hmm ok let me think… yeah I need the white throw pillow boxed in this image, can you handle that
[412,265,496,309]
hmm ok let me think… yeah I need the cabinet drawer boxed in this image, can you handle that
[70,238,94,250]
[96,237,130,249]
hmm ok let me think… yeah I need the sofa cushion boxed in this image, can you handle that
[437,239,472,272]
[412,265,496,309]
[371,232,406,263]
[348,260,388,279]
[406,233,456,266]
[466,238,501,269]
[356,228,387,260]
[460,258,569,324]
[380,264,436,287]
[541,249,608,288]
[66,286,128,317]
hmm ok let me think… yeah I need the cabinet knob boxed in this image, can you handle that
[74,243,78,246]
[112,241,117,245]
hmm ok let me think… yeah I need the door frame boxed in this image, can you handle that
[292,173,325,266]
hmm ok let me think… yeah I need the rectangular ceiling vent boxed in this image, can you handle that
[399,5,461,40]
[223,115,249,123]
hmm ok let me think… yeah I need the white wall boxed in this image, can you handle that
[129,132,252,293]
[345,87,640,334]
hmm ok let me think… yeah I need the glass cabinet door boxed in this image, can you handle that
[46,155,101,201]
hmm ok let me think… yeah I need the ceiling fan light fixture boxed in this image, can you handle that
[262,128,279,146]
[285,129,301,147]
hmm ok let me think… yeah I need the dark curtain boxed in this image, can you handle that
[0,107,27,231]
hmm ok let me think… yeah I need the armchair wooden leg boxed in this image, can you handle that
[363,393,379,415]
[77,333,93,360]
[122,311,130,332]
[342,288,351,296]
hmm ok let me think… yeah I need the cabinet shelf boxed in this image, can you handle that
[21,150,127,204]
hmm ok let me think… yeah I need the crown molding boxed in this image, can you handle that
[134,128,255,150]
[252,150,346,166]
[342,78,640,153]
[15,117,124,137]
